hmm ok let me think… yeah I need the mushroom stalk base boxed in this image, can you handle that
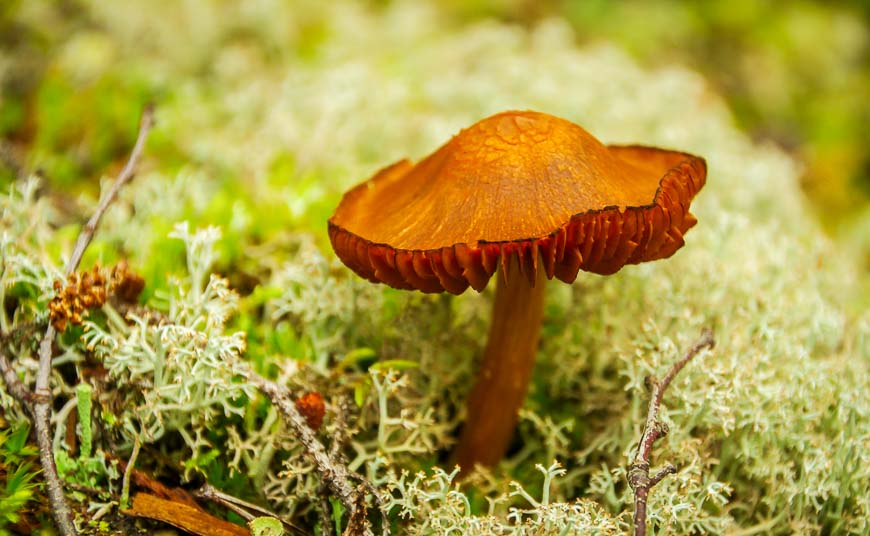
[453,262,547,475]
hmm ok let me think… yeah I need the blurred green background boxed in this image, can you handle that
[1,0,868,254]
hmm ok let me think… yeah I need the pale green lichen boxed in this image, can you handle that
[379,463,624,535]
[0,1,867,534]
[81,223,256,462]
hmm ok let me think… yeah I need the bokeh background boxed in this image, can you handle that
[2,0,868,267]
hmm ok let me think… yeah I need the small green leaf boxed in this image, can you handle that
[331,498,344,534]
[353,379,370,408]
[244,285,284,309]
[3,424,36,461]
[248,516,284,536]
[337,348,377,371]
[370,359,419,372]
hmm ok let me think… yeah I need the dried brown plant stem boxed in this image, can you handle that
[318,484,336,536]
[249,372,376,536]
[11,105,154,536]
[628,328,715,536]
[194,483,306,536]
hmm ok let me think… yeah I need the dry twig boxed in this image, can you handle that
[0,105,155,536]
[628,328,715,536]
[248,372,376,536]
[194,483,307,536]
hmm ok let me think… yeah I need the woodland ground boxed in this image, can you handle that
[0,2,868,535]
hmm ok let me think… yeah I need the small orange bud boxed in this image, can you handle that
[295,392,325,430]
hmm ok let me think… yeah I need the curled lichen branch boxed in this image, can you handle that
[628,328,715,536]
[248,371,377,536]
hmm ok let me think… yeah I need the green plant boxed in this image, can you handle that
[0,423,39,529]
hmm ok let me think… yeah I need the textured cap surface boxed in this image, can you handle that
[329,110,706,294]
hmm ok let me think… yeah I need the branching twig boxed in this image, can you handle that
[12,105,155,536]
[628,328,715,536]
[249,372,375,536]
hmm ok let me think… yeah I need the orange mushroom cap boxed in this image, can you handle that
[329,110,706,294]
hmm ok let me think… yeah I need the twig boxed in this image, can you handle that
[318,483,336,536]
[329,395,352,462]
[628,328,715,536]
[343,486,369,536]
[194,483,264,521]
[29,104,155,536]
[194,483,307,536]
[248,372,374,536]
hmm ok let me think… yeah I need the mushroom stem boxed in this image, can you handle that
[453,257,547,475]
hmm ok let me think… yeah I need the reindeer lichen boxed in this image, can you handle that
[81,223,256,465]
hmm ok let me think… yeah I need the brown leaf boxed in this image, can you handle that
[132,469,201,510]
[124,493,250,536]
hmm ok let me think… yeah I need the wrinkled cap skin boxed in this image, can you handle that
[329,110,707,294]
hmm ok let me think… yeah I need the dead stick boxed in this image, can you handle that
[194,483,307,536]
[628,328,715,536]
[31,105,155,536]
[248,372,374,536]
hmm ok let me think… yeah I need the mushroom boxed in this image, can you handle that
[328,110,706,473]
